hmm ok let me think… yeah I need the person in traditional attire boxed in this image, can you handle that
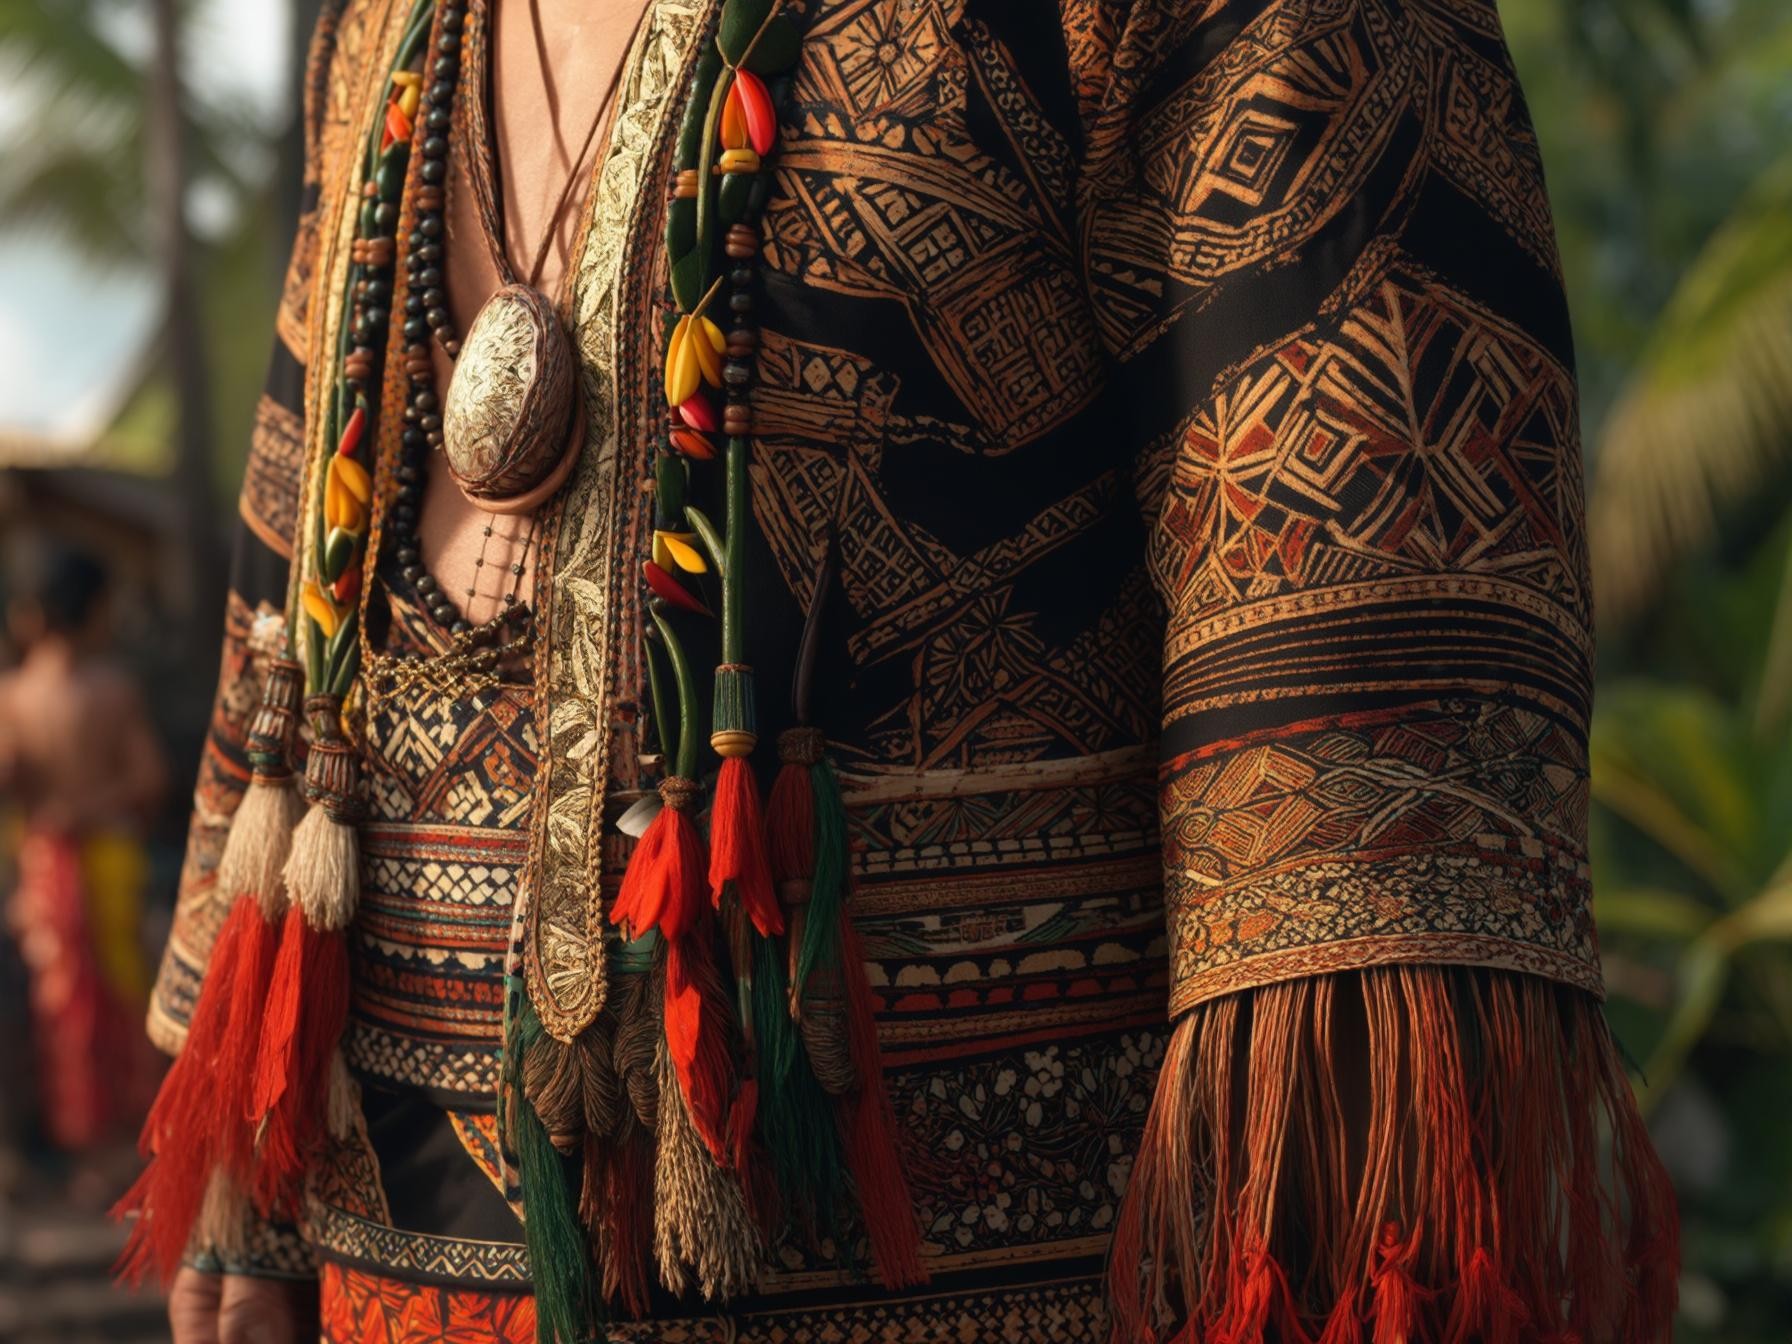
[122,1,1680,1342]
[1,546,166,1171]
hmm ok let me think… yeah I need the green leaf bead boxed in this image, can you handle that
[666,196,697,263]
[676,46,723,170]
[321,527,357,583]
[654,452,687,528]
[718,169,754,227]
[742,15,799,74]
[670,247,708,313]
[683,504,727,578]
[376,143,409,202]
[717,0,772,63]
[326,619,361,695]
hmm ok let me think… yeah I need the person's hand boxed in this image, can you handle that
[167,1266,317,1344]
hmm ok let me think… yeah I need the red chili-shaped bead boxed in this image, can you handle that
[643,561,711,616]
[734,68,777,156]
[332,564,362,605]
[669,428,716,460]
[677,393,718,432]
[383,101,412,150]
[337,405,366,457]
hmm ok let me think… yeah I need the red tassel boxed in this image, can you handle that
[1370,1223,1429,1344]
[1211,1242,1310,1344]
[708,757,783,937]
[611,794,706,943]
[663,936,734,1161]
[1317,1287,1365,1344]
[1448,1246,1528,1344]
[838,918,926,1288]
[249,909,350,1212]
[214,900,279,1167]
[603,1132,654,1316]
[113,896,264,1285]
[766,757,814,885]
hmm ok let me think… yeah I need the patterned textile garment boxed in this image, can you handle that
[311,579,541,1338]
[141,1,1676,1341]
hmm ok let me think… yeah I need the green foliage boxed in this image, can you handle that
[1507,3,1792,1335]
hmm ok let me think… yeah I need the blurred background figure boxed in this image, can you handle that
[0,544,167,1183]
[0,0,1787,1341]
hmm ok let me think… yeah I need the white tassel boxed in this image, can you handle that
[282,801,360,933]
[326,1051,359,1141]
[192,1170,252,1259]
[216,774,306,920]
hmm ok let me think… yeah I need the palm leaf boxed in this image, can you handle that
[1588,149,1792,623]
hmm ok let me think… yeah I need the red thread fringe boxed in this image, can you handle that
[113,896,268,1285]
[664,935,734,1162]
[766,759,814,884]
[1106,966,1679,1344]
[599,1128,655,1317]
[838,918,927,1289]
[250,908,349,1213]
[708,757,783,937]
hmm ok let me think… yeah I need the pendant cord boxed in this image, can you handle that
[463,0,648,294]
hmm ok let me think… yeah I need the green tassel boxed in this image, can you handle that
[794,757,849,993]
[505,994,600,1344]
[750,934,847,1238]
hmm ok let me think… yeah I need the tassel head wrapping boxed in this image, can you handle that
[284,695,365,933]
[216,656,307,922]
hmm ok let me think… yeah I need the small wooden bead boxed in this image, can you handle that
[722,403,752,436]
[724,328,758,357]
[675,169,699,199]
[364,237,395,267]
[724,224,759,259]
[415,186,444,211]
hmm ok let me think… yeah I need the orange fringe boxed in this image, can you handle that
[1107,966,1677,1344]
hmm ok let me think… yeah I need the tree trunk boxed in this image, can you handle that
[147,0,224,657]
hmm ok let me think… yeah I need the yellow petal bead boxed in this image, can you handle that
[697,315,726,353]
[665,315,702,406]
[302,582,341,639]
[693,324,723,387]
[332,453,372,504]
[656,530,708,574]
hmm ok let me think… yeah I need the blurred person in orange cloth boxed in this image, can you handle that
[0,544,167,1181]
[117,1,1680,1342]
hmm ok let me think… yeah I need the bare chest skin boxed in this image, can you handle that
[419,0,648,626]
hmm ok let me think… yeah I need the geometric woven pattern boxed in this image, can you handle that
[160,0,1599,1325]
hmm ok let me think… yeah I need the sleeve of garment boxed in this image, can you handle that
[1058,2,1678,1340]
[146,1,339,1057]
[142,0,349,1284]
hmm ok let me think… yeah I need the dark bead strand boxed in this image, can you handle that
[377,0,476,638]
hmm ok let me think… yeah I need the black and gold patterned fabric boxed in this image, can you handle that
[147,2,1675,1341]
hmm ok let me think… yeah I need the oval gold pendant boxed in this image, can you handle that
[441,283,579,506]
